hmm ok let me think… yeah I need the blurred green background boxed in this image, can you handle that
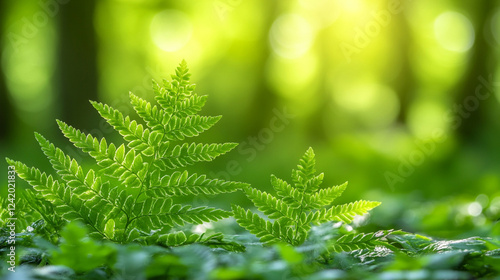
[1,0,500,239]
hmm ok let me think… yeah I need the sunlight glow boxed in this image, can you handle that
[467,202,482,217]
[434,11,475,53]
[150,10,192,52]
[299,0,340,28]
[336,0,364,13]
[332,83,400,128]
[269,14,314,59]
[407,97,449,139]
[266,53,317,98]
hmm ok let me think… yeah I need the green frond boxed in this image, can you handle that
[1,190,53,232]
[7,61,250,247]
[153,61,196,114]
[36,132,85,186]
[146,231,194,247]
[129,93,169,131]
[175,94,208,118]
[234,148,381,247]
[306,182,348,209]
[57,120,148,188]
[6,159,110,239]
[328,230,395,253]
[232,205,291,244]
[152,80,173,114]
[34,134,130,230]
[0,197,8,226]
[147,170,248,197]
[131,198,230,230]
[137,231,245,252]
[172,59,191,87]
[244,187,299,222]
[197,233,247,252]
[291,147,318,194]
[163,115,222,141]
[157,142,237,170]
[90,101,157,157]
[271,175,303,209]
[310,200,381,224]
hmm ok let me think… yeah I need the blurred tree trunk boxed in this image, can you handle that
[455,1,498,141]
[0,0,12,142]
[393,9,415,125]
[246,3,278,134]
[309,28,332,143]
[57,0,99,130]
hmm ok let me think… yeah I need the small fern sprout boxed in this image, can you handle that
[232,147,381,247]
[6,61,248,250]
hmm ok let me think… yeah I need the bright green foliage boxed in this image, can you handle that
[50,221,116,273]
[6,61,248,247]
[232,147,381,246]
[327,230,401,253]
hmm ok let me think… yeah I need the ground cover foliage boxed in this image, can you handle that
[1,62,499,280]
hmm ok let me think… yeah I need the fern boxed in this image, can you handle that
[232,148,381,246]
[327,230,400,253]
[6,61,248,248]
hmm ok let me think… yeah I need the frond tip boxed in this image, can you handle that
[233,147,381,246]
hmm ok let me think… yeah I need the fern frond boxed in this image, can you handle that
[137,231,245,252]
[306,182,348,209]
[176,95,208,118]
[234,148,381,247]
[131,198,230,230]
[292,147,320,194]
[35,133,129,226]
[310,200,381,224]
[328,230,395,253]
[6,159,110,239]
[129,93,170,131]
[157,142,237,170]
[163,115,222,141]
[271,175,303,209]
[232,205,292,244]
[1,190,53,232]
[90,101,158,157]
[7,61,244,247]
[154,78,206,118]
[171,59,191,87]
[244,187,299,221]
[57,120,148,188]
[147,170,248,197]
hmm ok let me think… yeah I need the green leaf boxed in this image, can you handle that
[51,222,116,273]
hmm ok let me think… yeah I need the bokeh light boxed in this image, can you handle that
[269,14,314,59]
[407,96,449,139]
[332,82,400,128]
[150,10,193,52]
[434,11,475,53]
